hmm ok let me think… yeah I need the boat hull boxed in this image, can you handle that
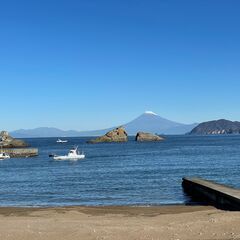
[0,156,10,160]
[53,155,85,161]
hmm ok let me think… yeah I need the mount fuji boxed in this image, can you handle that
[123,111,197,135]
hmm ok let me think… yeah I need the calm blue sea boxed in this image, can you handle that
[0,135,240,207]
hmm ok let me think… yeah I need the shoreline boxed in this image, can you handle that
[0,204,212,217]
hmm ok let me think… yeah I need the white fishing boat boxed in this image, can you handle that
[0,142,10,160]
[53,146,85,160]
[56,139,68,143]
[0,152,10,160]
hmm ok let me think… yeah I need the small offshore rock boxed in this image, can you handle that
[135,132,164,142]
[0,131,28,148]
[88,127,128,143]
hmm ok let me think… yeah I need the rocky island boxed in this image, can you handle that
[88,127,128,143]
[0,131,38,157]
[0,131,29,148]
[189,119,240,135]
[135,132,164,142]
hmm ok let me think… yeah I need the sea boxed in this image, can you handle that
[0,135,240,207]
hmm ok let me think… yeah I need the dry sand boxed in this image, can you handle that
[0,205,240,240]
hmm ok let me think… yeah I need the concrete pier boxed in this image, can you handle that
[2,148,38,158]
[182,177,240,210]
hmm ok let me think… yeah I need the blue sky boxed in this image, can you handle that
[1,0,240,131]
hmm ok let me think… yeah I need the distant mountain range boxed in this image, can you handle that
[189,119,240,135]
[11,127,82,138]
[10,111,198,138]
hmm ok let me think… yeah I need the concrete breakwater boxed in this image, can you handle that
[2,148,38,158]
[182,177,240,210]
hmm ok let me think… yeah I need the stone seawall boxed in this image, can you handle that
[2,148,38,158]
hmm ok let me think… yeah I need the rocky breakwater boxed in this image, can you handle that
[135,132,164,142]
[0,131,38,157]
[88,127,128,143]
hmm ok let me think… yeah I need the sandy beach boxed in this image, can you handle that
[0,205,240,240]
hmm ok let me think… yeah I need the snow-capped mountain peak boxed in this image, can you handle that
[144,111,158,116]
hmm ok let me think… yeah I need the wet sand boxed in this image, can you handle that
[0,205,240,240]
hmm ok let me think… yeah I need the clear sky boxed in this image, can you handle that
[1,0,240,131]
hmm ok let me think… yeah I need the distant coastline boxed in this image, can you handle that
[189,119,240,135]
